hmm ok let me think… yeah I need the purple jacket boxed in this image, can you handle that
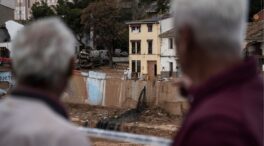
[173,58,263,146]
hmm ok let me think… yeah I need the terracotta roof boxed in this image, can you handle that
[253,9,264,21]
[246,20,264,42]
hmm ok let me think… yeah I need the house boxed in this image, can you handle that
[15,0,58,20]
[0,0,15,25]
[159,22,264,74]
[126,15,173,79]
[159,28,179,78]
[245,20,264,71]
[245,9,264,71]
[253,9,264,22]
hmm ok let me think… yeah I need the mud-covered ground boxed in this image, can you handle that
[65,104,183,146]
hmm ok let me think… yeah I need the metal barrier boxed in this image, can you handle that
[78,127,173,146]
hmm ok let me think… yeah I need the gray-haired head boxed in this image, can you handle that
[171,0,248,57]
[12,18,76,90]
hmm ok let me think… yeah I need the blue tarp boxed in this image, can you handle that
[86,71,106,105]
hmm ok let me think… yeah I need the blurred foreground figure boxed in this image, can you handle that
[171,0,263,146]
[0,18,90,146]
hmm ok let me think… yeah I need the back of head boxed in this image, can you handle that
[171,0,248,57]
[12,18,76,90]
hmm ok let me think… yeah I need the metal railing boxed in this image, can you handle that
[78,127,173,146]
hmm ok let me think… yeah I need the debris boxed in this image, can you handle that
[96,87,148,131]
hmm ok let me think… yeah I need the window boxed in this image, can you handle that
[131,25,141,33]
[132,60,136,72]
[169,38,173,49]
[131,41,141,54]
[137,60,141,73]
[154,64,157,76]
[147,24,153,32]
[132,41,135,53]
[147,40,153,54]
[169,62,173,77]
[132,60,141,73]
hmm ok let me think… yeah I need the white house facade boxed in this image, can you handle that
[160,36,178,78]
[159,18,179,78]
[159,17,177,78]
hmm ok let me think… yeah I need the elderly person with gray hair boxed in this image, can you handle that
[171,0,263,146]
[0,18,90,146]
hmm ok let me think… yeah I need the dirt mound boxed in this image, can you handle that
[138,107,182,125]
[66,103,182,128]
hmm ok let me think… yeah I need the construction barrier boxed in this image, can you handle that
[63,70,189,116]
[78,127,173,146]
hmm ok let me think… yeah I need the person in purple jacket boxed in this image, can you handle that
[171,0,263,146]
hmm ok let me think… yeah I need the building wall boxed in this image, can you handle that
[15,0,57,20]
[129,23,161,75]
[0,5,14,25]
[160,37,176,57]
[160,57,177,72]
[160,17,173,33]
[160,37,178,72]
[128,17,174,77]
[15,0,29,20]
[15,6,26,20]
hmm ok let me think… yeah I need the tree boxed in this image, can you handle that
[54,0,94,48]
[139,0,155,5]
[249,0,263,21]
[81,0,126,66]
[31,1,55,19]
[156,0,169,14]
[31,0,93,47]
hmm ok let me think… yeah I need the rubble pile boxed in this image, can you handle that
[66,103,181,138]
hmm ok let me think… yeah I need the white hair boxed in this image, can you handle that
[171,0,248,57]
[12,18,76,88]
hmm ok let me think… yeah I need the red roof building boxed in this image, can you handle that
[253,9,264,21]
